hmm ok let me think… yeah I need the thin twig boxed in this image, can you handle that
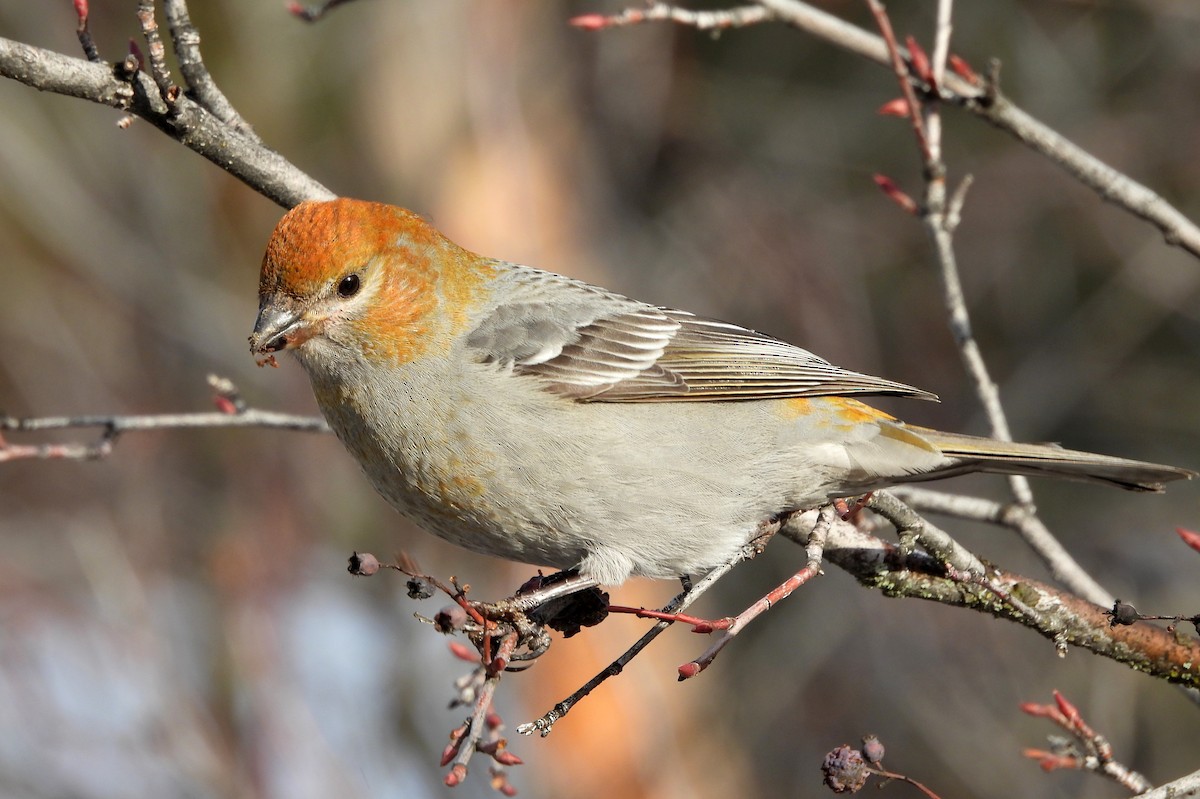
[867,491,983,576]
[866,2,1109,606]
[135,0,179,109]
[865,1,931,162]
[444,633,517,787]
[586,0,1200,257]
[1022,691,1153,793]
[863,491,1041,623]
[924,0,953,164]
[162,0,262,141]
[572,3,772,31]
[1,408,329,463]
[745,0,1200,260]
[0,37,334,208]
[73,0,100,63]
[924,177,1036,505]
[1132,767,1200,799]
[867,1,1035,507]
[7,2,1199,250]
[868,767,944,799]
[677,505,832,679]
[516,515,786,737]
[930,0,953,86]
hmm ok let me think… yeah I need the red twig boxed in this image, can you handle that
[677,506,831,679]
[1177,527,1200,554]
[948,53,980,85]
[443,633,519,788]
[1020,691,1151,793]
[873,173,918,215]
[866,0,932,162]
[74,0,100,62]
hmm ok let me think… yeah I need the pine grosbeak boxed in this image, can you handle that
[250,198,1192,586]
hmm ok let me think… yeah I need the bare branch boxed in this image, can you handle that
[867,491,983,576]
[677,505,831,679]
[968,89,1200,258]
[863,2,1113,607]
[571,3,771,31]
[930,0,953,86]
[73,0,100,63]
[810,519,1200,688]
[749,0,1200,260]
[1,408,329,463]
[517,514,785,737]
[442,633,516,788]
[162,0,261,140]
[890,486,1114,605]
[0,37,333,209]
[1133,767,1200,799]
[869,2,1034,504]
[869,6,1084,618]
[1021,691,1152,793]
[866,1,932,162]
[924,181,1038,504]
[136,0,177,105]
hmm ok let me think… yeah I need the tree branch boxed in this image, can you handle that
[743,0,1200,260]
[890,486,1116,605]
[802,517,1200,689]
[0,36,333,209]
[1,408,329,463]
[162,0,261,140]
[1133,767,1200,799]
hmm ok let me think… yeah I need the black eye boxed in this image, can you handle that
[337,273,361,298]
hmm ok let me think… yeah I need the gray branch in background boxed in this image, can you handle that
[753,0,1200,261]
[3,1,1198,251]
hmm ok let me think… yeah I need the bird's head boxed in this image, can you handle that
[250,198,491,369]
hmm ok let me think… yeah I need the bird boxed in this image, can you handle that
[250,198,1193,587]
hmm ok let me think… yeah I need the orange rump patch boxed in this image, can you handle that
[775,396,896,427]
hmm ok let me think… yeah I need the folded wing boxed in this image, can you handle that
[466,266,936,403]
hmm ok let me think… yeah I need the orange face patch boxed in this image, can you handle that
[354,243,441,363]
[259,198,499,365]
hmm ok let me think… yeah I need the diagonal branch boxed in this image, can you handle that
[162,0,261,140]
[863,1,1115,605]
[890,486,1114,604]
[518,514,787,736]
[0,36,332,209]
[747,0,1200,260]
[1133,768,1200,799]
[800,517,1200,689]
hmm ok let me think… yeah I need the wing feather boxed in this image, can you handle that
[465,265,936,403]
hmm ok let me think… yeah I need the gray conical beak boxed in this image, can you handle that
[249,301,304,355]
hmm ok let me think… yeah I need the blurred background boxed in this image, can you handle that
[2,1,1200,797]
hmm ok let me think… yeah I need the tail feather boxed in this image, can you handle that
[909,427,1195,492]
